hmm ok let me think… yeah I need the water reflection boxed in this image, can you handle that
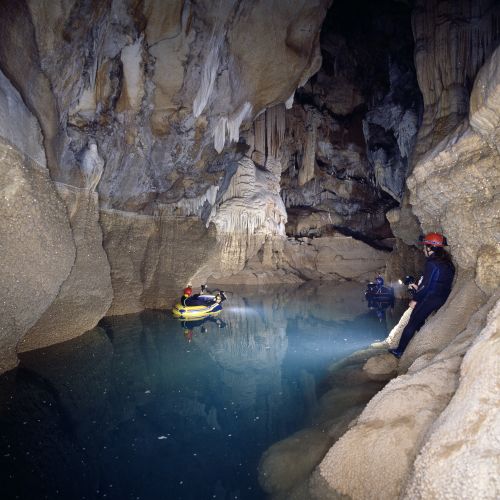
[0,282,390,500]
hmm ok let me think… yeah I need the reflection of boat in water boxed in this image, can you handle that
[172,291,227,319]
[179,316,226,343]
[180,316,226,332]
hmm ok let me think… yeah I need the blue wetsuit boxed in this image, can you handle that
[394,254,455,355]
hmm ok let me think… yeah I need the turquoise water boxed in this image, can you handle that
[0,282,395,500]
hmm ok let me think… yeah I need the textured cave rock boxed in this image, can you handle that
[18,185,114,353]
[403,294,500,499]
[205,156,288,280]
[0,0,330,212]
[412,0,500,161]
[279,0,421,242]
[283,235,388,282]
[0,72,75,372]
[259,427,335,497]
[100,210,217,315]
[313,286,494,500]
[0,3,497,496]
[388,0,500,246]
[407,47,500,295]
[312,12,500,499]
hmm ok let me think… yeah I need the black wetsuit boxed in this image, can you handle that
[394,254,455,354]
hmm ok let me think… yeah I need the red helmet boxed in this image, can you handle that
[419,232,446,247]
[183,287,192,296]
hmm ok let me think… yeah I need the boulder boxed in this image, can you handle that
[403,295,500,499]
[363,354,398,381]
[258,428,334,497]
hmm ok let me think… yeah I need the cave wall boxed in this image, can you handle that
[0,70,76,372]
[308,3,500,499]
[0,0,329,210]
[279,0,422,241]
[0,0,338,369]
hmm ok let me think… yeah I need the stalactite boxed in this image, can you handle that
[254,112,266,156]
[213,103,252,153]
[158,185,219,217]
[414,0,500,111]
[213,116,227,154]
[265,104,286,159]
[120,37,144,110]
[209,158,286,242]
[193,36,222,118]
[228,102,252,143]
[81,142,104,191]
[298,110,317,186]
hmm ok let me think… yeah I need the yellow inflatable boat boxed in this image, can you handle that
[172,291,226,319]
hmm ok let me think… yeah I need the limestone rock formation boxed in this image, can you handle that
[407,48,500,294]
[18,185,113,352]
[0,72,75,372]
[284,235,388,281]
[403,294,500,499]
[0,0,330,212]
[279,0,421,242]
[312,10,500,500]
[259,428,334,497]
[412,0,500,161]
[313,292,496,499]
[362,354,398,381]
[100,210,217,315]
[0,0,335,362]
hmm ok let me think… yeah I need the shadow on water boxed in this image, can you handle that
[0,281,403,500]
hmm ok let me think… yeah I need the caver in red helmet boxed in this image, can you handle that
[419,232,446,247]
[183,287,193,296]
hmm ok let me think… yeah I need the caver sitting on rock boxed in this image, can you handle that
[388,232,455,359]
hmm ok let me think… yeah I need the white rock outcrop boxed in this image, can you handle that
[403,294,500,499]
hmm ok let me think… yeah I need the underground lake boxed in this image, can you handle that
[0,282,406,500]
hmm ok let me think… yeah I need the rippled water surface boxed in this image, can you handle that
[0,282,399,500]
